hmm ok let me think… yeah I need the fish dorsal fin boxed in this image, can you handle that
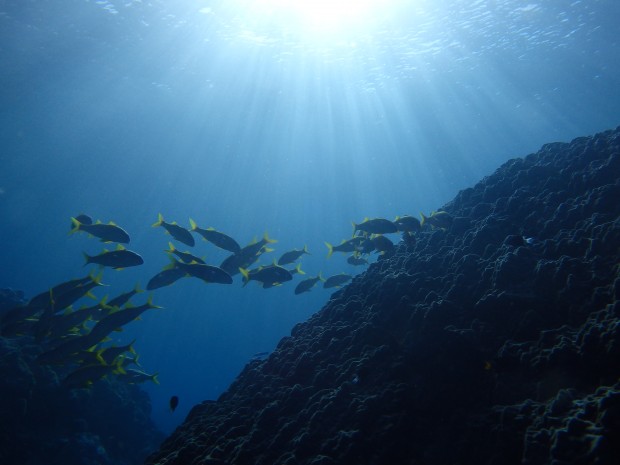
[207,227,216,231]
[115,244,126,251]
[189,218,197,230]
[109,221,117,226]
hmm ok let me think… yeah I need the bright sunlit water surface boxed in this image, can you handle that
[0,0,618,433]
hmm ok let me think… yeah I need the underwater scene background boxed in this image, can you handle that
[0,0,619,453]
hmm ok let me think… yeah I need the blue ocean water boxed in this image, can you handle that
[0,0,618,435]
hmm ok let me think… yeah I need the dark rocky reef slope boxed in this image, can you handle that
[0,290,165,465]
[146,127,620,465]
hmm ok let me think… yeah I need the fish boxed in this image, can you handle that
[43,272,105,315]
[119,368,159,385]
[152,213,195,247]
[394,215,421,233]
[107,284,143,308]
[27,274,96,312]
[324,237,366,258]
[165,242,205,264]
[323,273,353,289]
[146,267,186,290]
[420,211,453,230]
[240,264,293,288]
[173,260,233,285]
[353,218,398,235]
[88,297,161,341]
[62,361,125,390]
[37,331,103,365]
[294,274,324,295]
[45,299,111,340]
[220,233,276,276]
[371,235,394,254]
[83,245,144,269]
[169,395,179,413]
[347,255,368,266]
[277,245,309,266]
[70,217,130,243]
[72,213,93,228]
[189,219,241,253]
[97,340,137,365]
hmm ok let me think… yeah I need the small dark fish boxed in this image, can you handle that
[323,273,353,289]
[70,217,130,243]
[146,267,186,290]
[394,215,421,233]
[190,219,241,253]
[165,242,205,264]
[174,260,233,285]
[420,211,453,230]
[170,395,179,413]
[371,235,394,254]
[277,245,309,266]
[353,218,398,235]
[84,246,144,269]
[294,274,324,295]
[347,255,368,266]
[240,264,292,288]
[152,214,195,247]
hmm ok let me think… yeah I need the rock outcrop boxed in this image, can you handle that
[146,127,620,465]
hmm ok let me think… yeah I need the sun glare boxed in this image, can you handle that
[251,0,394,41]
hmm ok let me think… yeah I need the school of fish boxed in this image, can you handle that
[0,210,452,390]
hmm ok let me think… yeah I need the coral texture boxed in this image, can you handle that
[146,127,620,465]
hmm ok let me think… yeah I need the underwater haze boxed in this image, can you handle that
[1,0,619,435]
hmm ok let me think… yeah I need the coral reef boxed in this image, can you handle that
[146,127,620,465]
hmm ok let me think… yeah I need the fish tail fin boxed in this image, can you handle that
[95,348,106,365]
[128,339,137,354]
[83,252,91,266]
[295,263,305,275]
[152,373,160,385]
[134,283,144,294]
[147,294,163,309]
[239,268,250,285]
[303,244,310,255]
[263,232,277,244]
[167,242,176,252]
[69,217,81,235]
[113,358,127,375]
[318,272,325,282]
[152,213,164,227]
[420,212,427,227]
[325,242,334,259]
[352,221,357,236]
